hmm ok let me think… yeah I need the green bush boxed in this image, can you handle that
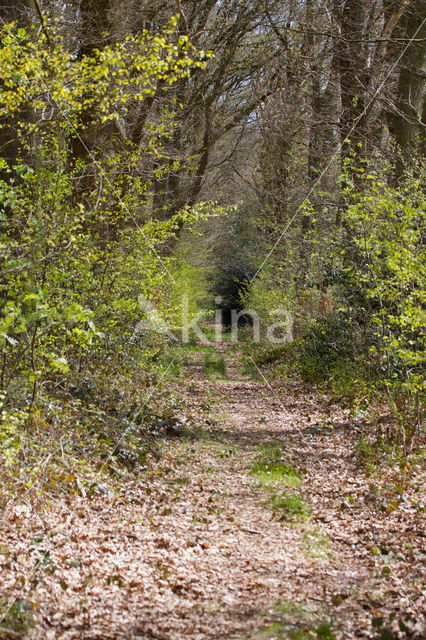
[341,164,425,442]
[0,20,215,501]
[241,161,425,446]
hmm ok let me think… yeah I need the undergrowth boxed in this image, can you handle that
[0,355,185,506]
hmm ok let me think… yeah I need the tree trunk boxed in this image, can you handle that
[332,0,369,155]
[0,1,31,176]
[389,0,426,160]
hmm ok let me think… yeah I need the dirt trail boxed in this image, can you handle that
[1,346,425,639]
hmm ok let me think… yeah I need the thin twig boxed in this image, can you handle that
[32,0,51,48]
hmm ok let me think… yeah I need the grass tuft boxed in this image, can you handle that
[203,353,227,378]
[251,445,302,488]
[269,492,311,518]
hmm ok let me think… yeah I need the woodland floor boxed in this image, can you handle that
[0,343,425,640]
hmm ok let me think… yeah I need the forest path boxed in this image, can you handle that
[2,343,424,640]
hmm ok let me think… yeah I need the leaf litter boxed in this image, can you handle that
[0,347,424,639]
